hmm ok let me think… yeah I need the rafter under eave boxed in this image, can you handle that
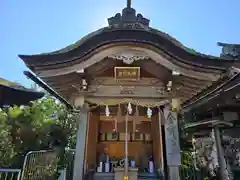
[182,67,240,112]
[23,71,74,110]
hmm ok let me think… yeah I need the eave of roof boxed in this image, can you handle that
[19,28,235,71]
[0,77,22,87]
[182,67,240,112]
[0,77,44,106]
[23,71,73,110]
[23,71,98,111]
[218,42,240,47]
[184,119,233,129]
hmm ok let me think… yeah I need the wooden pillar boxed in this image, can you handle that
[163,106,181,180]
[85,111,99,170]
[151,114,161,170]
[73,104,89,180]
[158,109,165,176]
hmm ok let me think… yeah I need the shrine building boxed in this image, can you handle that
[18,1,240,180]
[0,77,44,107]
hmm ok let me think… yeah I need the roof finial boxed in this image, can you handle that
[127,0,131,8]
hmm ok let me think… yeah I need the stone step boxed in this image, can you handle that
[138,172,161,180]
[93,172,161,180]
[93,172,114,180]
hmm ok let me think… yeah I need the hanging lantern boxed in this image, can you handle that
[171,98,181,112]
[105,105,110,117]
[127,102,132,114]
[147,107,152,118]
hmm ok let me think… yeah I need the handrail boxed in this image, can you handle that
[0,169,21,172]
[21,150,56,180]
[0,168,21,180]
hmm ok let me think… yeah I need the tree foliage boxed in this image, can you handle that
[0,95,77,168]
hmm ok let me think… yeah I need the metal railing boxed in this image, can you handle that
[180,151,210,180]
[58,169,66,180]
[64,148,75,180]
[0,148,76,180]
[0,169,21,180]
[21,150,58,180]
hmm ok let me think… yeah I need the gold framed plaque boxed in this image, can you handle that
[114,67,140,80]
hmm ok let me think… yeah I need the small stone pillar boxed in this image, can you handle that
[73,103,89,180]
[213,123,233,180]
[163,105,181,180]
[213,125,227,179]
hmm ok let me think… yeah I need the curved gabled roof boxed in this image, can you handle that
[19,27,235,70]
[19,5,237,72]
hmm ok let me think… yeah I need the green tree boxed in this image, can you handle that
[0,109,16,167]
[0,95,77,169]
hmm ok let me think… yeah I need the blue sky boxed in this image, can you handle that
[1,0,240,87]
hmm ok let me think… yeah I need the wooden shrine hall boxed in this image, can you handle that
[18,1,240,180]
[0,77,44,107]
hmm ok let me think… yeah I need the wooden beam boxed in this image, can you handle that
[135,59,171,81]
[41,73,84,85]
[86,58,120,76]
[53,86,76,92]
[43,79,82,87]
[175,75,212,86]
[41,72,81,80]
[174,79,209,89]
[174,86,200,95]
[174,92,195,100]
